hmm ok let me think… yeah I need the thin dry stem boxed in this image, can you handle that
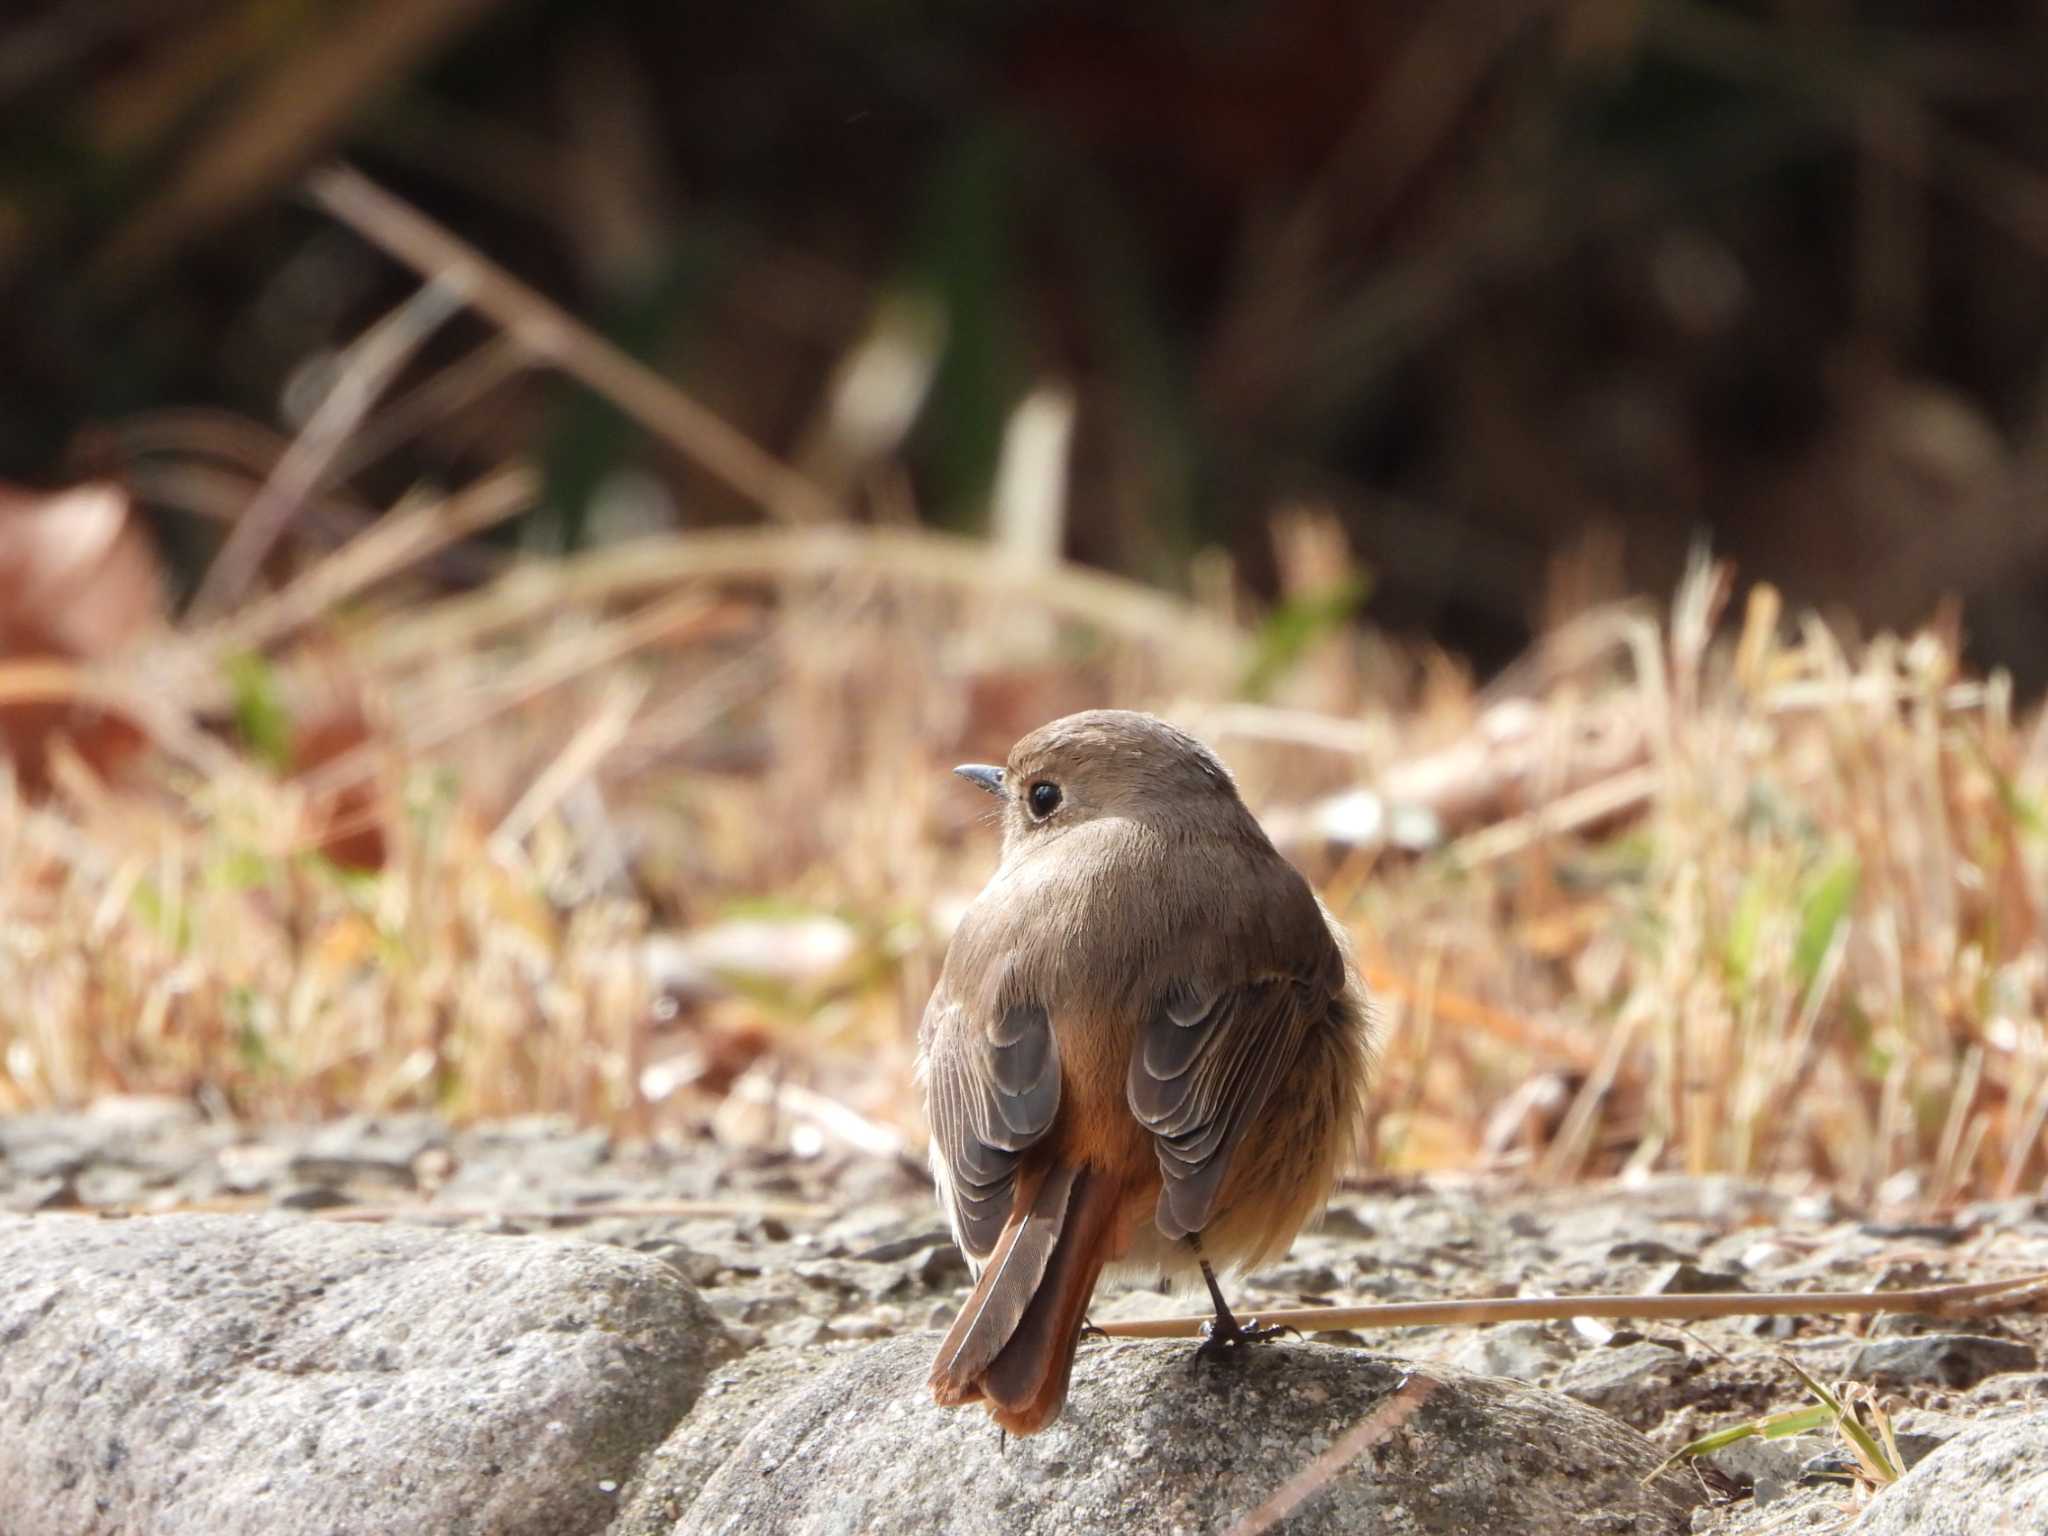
[305,163,840,523]
[1101,1270,2048,1340]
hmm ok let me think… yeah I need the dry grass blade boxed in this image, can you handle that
[1362,965,1603,1073]
[334,336,537,480]
[1191,703,1388,755]
[357,526,1245,676]
[294,586,727,801]
[190,277,470,619]
[488,675,646,857]
[1446,763,1661,866]
[1098,1270,2048,1340]
[305,163,840,523]
[199,465,536,655]
[107,1196,832,1223]
[1834,1382,1905,1489]
[312,1197,835,1224]
[2,472,2041,1188]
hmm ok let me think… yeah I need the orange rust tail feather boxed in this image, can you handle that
[929,1164,1075,1406]
[930,1165,1128,1434]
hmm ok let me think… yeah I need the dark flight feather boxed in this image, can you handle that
[928,1162,1079,1404]
[925,998,1061,1258]
[1129,976,1314,1239]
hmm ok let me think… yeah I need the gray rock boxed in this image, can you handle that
[301,1111,449,1169]
[1865,1312,1955,1338]
[1780,1334,1863,1377]
[0,1212,734,1536]
[1849,1333,2037,1390]
[1650,1261,1746,1295]
[73,1166,161,1207]
[1448,1320,1576,1382]
[1317,1204,1376,1238]
[215,1140,295,1192]
[846,1227,956,1263]
[674,1335,1702,1535]
[1955,1195,2048,1231]
[1251,1259,1343,1293]
[1968,1370,2048,1405]
[284,1153,417,1190]
[0,1126,86,1180]
[80,1094,206,1140]
[456,1117,614,1178]
[618,1341,857,1536]
[1857,1221,1965,1244]
[272,1182,354,1210]
[1701,1432,1817,1506]
[1787,1191,1855,1224]
[1557,1339,1691,1425]
[1886,1409,1976,1457]
[1608,1240,1696,1264]
[1848,1415,2048,1534]
[1891,1432,1959,1470]
[0,1175,73,1212]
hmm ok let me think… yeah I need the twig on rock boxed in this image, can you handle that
[1099,1269,2048,1339]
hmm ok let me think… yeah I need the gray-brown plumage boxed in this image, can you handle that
[919,709,1374,1435]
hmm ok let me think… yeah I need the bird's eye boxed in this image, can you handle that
[1027,781,1062,819]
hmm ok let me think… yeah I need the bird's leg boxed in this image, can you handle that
[1187,1236,1295,1361]
[1078,1314,1109,1343]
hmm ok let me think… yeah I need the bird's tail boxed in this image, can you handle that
[928,1162,1124,1435]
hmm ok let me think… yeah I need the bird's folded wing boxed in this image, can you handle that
[1128,976,1311,1240]
[924,995,1061,1261]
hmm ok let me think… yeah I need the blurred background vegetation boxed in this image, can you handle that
[8,0,2048,675]
[1,0,2046,1204]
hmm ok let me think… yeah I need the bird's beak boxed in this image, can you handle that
[953,764,1005,798]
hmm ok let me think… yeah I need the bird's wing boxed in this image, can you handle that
[1127,974,1317,1240]
[923,992,1061,1262]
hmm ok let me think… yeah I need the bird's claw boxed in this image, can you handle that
[1193,1314,1297,1361]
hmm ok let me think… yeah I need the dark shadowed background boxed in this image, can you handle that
[7,0,2048,681]
[1,0,2045,1215]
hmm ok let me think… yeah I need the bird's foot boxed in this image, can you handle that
[1078,1316,1109,1343]
[1187,1250,1299,1362]
[1193,1312,1298,1362]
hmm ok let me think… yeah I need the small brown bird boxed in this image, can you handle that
[919,709,1374,1434]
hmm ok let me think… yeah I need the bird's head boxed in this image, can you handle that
[953,709,1244,857]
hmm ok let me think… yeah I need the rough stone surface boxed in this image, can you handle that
[1651,1261,1747,1295]
[0,1212,735,1536]
[1968,1370,2048,1405]
[1557,1339,1692,1424]
[1702,1432,1816,1506]
[4,1109,2047,1536]
[675,1335,1702,1536]
[1847,1415,2048,1534]
[1447,1320,1577,1382]
[616,1340,840,1536]
[1847,1333,2038,1390]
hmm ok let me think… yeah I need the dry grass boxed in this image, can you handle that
[3,168,2044,1208]
[0,517,2043,1210]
